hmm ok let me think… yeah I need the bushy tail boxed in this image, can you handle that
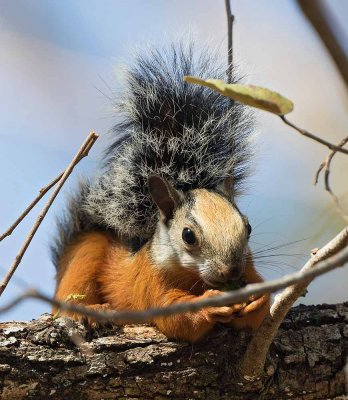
[51,42,254,267]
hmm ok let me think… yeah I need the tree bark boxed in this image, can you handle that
[0,303,347,400]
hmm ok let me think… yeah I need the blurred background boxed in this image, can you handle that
[0,0,347,322]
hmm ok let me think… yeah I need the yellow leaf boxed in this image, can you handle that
[52,293,86,320]
[184,76,294,116]
[65,294,87,302]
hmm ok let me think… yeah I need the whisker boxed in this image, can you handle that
[92,84,113,102]
[254,260,301,272]
[256,266,283,274]
[189,279,203,292]
[251,238,308,255]
[248,216,281,232]
[251,253,306,259]
[248,231,281,238]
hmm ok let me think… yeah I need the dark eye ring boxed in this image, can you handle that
[182,228,196,245]
[247,223,252,237]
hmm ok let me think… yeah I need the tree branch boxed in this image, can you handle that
[1,304,346,399]
[0,173,64,242]
[225,0,234,83]
[297,0,348,89]
[239,226,348,378]
[0,132,100,243]
[314,136,348,222]
[280,115,348,155]
[0,132,99,297]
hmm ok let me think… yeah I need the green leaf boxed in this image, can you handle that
[184,76,294,116]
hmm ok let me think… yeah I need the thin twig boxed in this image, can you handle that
[0,132,99,297]
[239,226,348,378]
[314,136,348,184]
[1,230,347,323]
[0,136,99,243]
[0,173,63,242]
[297,0,348,89]
[225,0,234,83]
[280,116,348,155]
[314,136,348,222]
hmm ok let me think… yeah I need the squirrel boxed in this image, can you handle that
[51,43,270,342]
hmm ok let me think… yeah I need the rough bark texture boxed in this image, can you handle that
[0,303,347,400]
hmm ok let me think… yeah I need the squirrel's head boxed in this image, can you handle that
[148,176,252,287]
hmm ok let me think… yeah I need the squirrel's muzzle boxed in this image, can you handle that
[218,260,244,282]
[202,256,246,287]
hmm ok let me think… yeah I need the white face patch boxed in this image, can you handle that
[150,218,204,273]
[150,220,175,267]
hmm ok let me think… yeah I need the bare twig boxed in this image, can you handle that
[0,134,99,242]
[0,173,63,242]
[0,132,99,297]
[280,116,348,155]
[1,230,347,323]
[225,0,234,83]
[0,133,100,243]
[314,136,348,185]
[297,0,348,89]
[314,136,348,222]
[240,226,348,378]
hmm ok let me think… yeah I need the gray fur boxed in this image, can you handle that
[51,42,254,268]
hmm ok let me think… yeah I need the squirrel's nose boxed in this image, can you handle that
[221,254,247,281]
[222,266,242,281]
[219,264,243,281]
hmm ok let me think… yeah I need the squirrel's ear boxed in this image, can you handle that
[220,176,235,199]
[148,176,183,221]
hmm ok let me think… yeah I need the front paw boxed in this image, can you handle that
[201,290,246,324]
[204,305,245,324]
[230,293,271,330]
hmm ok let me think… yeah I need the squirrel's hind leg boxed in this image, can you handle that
[53,232,112,326]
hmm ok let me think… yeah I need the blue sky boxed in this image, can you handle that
[0,0,347,321]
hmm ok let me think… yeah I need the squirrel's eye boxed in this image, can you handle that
[247,223,252,237]
[182,228,196,245]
